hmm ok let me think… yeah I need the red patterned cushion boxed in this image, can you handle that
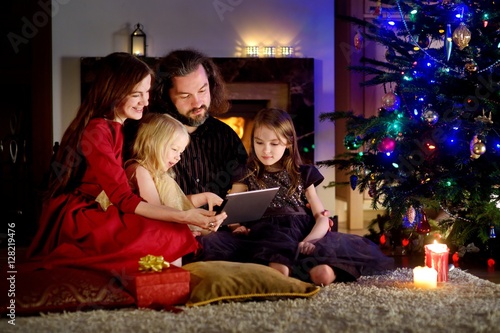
[0,267,135,316]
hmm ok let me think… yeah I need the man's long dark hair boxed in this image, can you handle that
[149,48,230,117]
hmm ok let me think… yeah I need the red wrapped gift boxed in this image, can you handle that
[121,256,190,308]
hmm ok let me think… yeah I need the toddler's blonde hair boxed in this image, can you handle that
[132,113,189,178]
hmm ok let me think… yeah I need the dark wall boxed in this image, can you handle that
[1,0,53,246]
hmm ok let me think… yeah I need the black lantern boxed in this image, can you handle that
[131,23,146,56]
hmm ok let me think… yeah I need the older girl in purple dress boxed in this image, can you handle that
[199,108,393,285]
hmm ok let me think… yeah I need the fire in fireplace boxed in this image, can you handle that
[216,100,267,154]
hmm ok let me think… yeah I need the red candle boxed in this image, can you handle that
[424,241,449,282]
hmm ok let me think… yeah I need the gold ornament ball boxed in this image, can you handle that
[472,142,486,155]
[381,92,400,111]
[465,61,478,73]
[452,22,471,50]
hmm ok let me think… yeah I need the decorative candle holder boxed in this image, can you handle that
[280,46,294,57]
[263,46,276,57]
[424,242,450,282]
[245,46,259,57]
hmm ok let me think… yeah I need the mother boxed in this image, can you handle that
[27,52,226,271]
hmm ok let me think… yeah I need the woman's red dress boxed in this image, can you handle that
[26,119,199,272]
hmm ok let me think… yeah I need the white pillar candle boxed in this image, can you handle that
[413,266,437,289]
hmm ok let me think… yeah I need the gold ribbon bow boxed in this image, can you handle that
[138,255,170,272]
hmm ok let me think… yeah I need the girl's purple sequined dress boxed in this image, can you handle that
[197,164,394,282]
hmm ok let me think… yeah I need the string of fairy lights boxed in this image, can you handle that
[440,203,474,223]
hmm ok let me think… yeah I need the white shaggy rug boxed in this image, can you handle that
[3,268,500,333]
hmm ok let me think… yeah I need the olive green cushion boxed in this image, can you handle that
[183,261,321,306]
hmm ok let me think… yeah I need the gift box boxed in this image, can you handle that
[123,265,190,308]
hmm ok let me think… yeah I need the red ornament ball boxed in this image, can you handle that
[354,31,363,51]
[377,137,396,153]
[379,234,386,245]
[487,258,495,268]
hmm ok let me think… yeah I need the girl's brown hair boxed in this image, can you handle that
[248,108,303,194]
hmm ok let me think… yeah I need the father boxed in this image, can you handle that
[148,49,248,199]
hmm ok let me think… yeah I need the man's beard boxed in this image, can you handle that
[176,106,209,127]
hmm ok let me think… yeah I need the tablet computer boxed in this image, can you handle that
[216,187,280,225]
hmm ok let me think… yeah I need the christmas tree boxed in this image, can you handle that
[320,0,499,253]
